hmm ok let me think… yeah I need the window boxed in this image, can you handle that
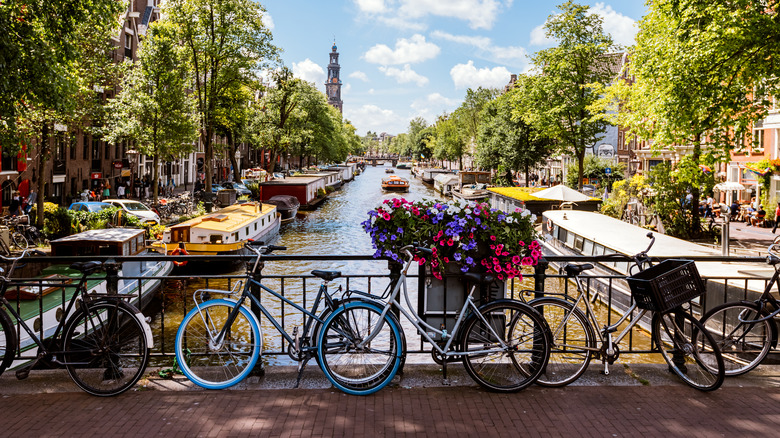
[83,136,89,159]
[1,148,18,172]
[69,135,76,160]
[753,129,765,154]
[125,33,132,50]
[245,227,249,236]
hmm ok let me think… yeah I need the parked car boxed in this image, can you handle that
[68,202,115,213]
[210,183,225,194]
[219,182,251,196]
[103,199,161,224]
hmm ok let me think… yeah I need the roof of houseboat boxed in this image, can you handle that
[491,187,600,202]
[169,203,276,233]
[259,176,325,185]
[51,228,144,243]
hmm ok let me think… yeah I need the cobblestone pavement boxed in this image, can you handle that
[2,385,780,437]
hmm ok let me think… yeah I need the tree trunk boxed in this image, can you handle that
[152,155,159,204]
[690,134,702,237]
[267,150,277,173]
[36,123,50,230]
[576,151,585,190]
[525,162,530,187]
[228,132,240,183]
[203,127,213,192]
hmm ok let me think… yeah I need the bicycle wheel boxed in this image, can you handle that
[0,309,18,376]
[63,299,150,396]
[652,310,724,391]
[175,299,261,389]
[460,300,550,392]
[11,232,27,251]
[317,301,403,395]
[530,297,595,387]
[699,301,773,376]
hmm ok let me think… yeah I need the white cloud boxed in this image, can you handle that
[261,13,274,31]
[345,104,405,135]
[591,3,637,47]
[349,71,370,82]
[379,64,429,86]
[364,34,440,65]
[291,59,325,86]
[398,0,504,30]
[377,15,427,32]
[410,93,461,122]
[368,88,376,94]
[342,83,352,95]
[431,30,527,65]
[354,0,388,14]
[450,61,512,89]
[529,3,637,47]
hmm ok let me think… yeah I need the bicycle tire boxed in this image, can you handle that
[652,310,724,391]
[63,299,150,396]
[175,299,262,390]
[11,232,27,251]
[530,297,595,387]
[317,301,403,395]
[460,300,550,392]
[699,301,773,376]
[0,308,18,376]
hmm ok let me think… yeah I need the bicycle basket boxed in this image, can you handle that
[626,259,704,313]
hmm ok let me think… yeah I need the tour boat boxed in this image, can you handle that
[157,202,280,265]
[385,168,395,173]
[452,171,492,201]
[381,175,410,192]
[10,228,173,368]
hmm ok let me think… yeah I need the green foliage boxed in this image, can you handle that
[600,175,649,219]
[564,155,625,189]
[31,202,73,239]
[317,188,326,197]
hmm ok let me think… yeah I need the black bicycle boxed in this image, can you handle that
[0,252,151,396]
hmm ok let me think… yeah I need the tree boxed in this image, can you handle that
[564,154,624,189]
[105,21,199,204]
[431,114,467,169]
[596,0,778,236]
[166,0,277,191]
[476,89,551,185]
[513,1,617,190]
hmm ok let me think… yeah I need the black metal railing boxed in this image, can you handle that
[4,253,775,366]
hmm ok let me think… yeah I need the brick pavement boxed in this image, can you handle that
[1,385,779,437]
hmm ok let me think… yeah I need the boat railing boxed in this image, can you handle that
[4,253,777,367]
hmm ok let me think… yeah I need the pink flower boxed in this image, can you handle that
[497,274,504,280]
[418,258,426,265]
[443,257,449,263]
[433,271,443,280]
[518,241,525,247]
[447,239,454,246]
[522,257,533,266]
[512,255,521,264]
[490,235,497,241]
[502,251,509,257]
[494,265,502,272]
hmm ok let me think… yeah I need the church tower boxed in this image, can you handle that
[325,41,343,113]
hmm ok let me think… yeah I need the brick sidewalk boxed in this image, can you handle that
[1,385,778,437]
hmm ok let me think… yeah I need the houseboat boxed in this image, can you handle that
[264,195,300,222]
[381,175,410,192]
[451,171,492,201]
[420,169,454,185]
[157,202,280,263]
[259,175,327,210]
[434,173,459,197]
[489,186,601,219]
[541,210,767,317]
[395,161,412,170]
[11,228,173,367]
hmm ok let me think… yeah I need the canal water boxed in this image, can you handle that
[153,164,655,367]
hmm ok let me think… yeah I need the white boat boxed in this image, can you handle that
[541,210,767,316]
[433,173,459,196]
[11,228,173,368]
[452,171,491,201]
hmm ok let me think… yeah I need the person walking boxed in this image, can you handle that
[773,202,780,233]
[117,184,125,199]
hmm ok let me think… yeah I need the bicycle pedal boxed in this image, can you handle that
[15,368,30,380]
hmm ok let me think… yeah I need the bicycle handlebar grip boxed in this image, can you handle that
[246,240,265,247]
[267,245,287,251]
[415,246,433,257]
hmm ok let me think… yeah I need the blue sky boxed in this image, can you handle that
[263,0,648,136]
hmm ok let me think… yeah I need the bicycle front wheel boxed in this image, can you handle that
[11,232,27,251]
[317,301,403,395]
[175,299,261,390]
[652,310,724,391]
[461,300,550,392]
[0,309,17,376]
[63,300,150,396]
[699,301,773,376]
[531,297,595,387]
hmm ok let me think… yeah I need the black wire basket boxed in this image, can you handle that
[626,259,705,313]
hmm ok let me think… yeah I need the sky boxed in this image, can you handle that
[263,0,648,136]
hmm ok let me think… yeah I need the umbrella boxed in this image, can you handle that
[713,181,746,192]
[533,185,594,202]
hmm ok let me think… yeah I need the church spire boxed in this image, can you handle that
[325,40,343,113]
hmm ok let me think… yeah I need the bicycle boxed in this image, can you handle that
[526,233,725,391]
[320,245,551,394]
[174,241,404,393]
[698,236,780,376]
[0,251,152,396]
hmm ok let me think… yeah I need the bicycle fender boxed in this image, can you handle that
[136,311,155,348]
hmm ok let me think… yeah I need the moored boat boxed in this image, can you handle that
[452,171,491,201]
[264,195,300,222]
[381,175,410,192]
[385,168,395,173]
[157,202,280,266]
[434,173,459,196]
[11,228,173,368]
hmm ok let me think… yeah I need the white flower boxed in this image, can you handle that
[505,216,514,224]
[521,209,530,218]
[465,208,472,215]
[430,208,439,215]
[531,214,537,222]
[454,235,460,241]
[406,211,411,217]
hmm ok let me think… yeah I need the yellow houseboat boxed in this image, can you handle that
[158,202,280,265]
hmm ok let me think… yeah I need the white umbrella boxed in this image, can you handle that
[713,181,746,191]
[534,185,594,202]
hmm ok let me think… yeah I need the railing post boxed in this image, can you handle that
[387,260,402,323]
[534,258,548,299]
[104,259,119,295]
[250,259,265,376]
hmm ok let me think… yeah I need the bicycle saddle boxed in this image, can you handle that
[564,263,594,277]
[463,272,494,284]
[70,261,103,274]
[311,270,341,281]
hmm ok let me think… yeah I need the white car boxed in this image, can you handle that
[103,199,161,224]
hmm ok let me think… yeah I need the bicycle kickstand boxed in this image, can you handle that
[441,357,451,386]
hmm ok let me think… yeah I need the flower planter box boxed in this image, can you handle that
[417,263,505,341]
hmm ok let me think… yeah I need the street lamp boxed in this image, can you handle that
[126,149,139,199]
